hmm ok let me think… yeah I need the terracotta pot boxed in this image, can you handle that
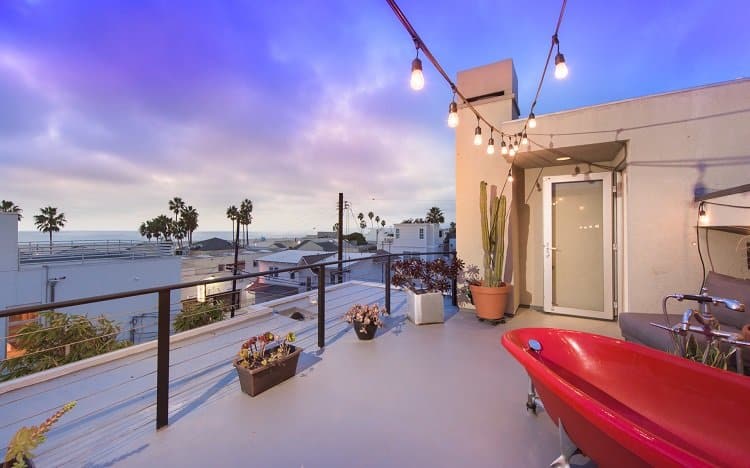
[234,345,302,397]
[470,284,510,320]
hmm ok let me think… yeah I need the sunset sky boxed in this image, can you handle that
[1,0,748,234]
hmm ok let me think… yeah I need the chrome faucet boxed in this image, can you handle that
[653,290,748,374]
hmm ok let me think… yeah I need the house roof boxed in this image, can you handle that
[256,250,330,264]
[293,240,339,252]
[244,282,299,296]
[191,237,233,251]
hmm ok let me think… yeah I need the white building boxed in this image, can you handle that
[383,223,444,257]
[0,213,181,357]
[252,250,385,303]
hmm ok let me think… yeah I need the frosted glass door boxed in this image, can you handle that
[543,173,613,319]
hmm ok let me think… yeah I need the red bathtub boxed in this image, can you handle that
[502,328,750,467]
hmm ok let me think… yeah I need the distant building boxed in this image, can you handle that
[0,213,181,357]
[190,237,233,251]
[384,223,444,258]
[293,240,338,252]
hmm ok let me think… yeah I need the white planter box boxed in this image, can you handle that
[406,290,444,325]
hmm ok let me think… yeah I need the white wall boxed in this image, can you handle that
[0,213,18,272]
[391,223,441,254]
[492,79,750,316]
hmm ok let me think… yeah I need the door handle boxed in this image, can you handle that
[545,243,558,258]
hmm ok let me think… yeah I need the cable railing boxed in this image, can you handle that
[0,250,457,452]
[17,240,174,265]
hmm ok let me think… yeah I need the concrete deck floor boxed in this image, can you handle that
[122,302,619,467]
[0,282,620,467]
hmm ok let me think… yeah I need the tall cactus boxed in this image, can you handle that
[479,181,507,287]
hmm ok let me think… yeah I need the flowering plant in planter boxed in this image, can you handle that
[343,304,389,332]
[391,257,464,294]
[236,331,297,370]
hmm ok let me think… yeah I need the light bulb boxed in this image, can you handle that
[699,205,708,225]
[410,58,424,90]
[507,170,514,183]
[473,126,482,146]
[521,133,528,146]
[486,137,495,155]
[513,138,520,151]
[500,140,508,155]
[528,112,537,129]
[509,146,516,157]
[554,53,568,79]
[447,101,459,128]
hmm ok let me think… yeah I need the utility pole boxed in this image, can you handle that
[231,213,240,317]
[337,192,343,284]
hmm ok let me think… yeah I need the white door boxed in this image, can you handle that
[543,173,613,319]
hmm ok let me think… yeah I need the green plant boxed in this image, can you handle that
[479,180,507,287]
[0,312,130,381]
[4,401,76,467]
[173,300,225,333]
[681,334,735,370]
[237,332,297,370]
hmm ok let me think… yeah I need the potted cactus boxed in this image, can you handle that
[470,181,510,321]
[3,402,76,468]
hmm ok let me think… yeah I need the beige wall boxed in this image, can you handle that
[699,229,750,280]
[455,59,519,310]
[492,79,750,316]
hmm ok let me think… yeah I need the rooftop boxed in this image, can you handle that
[0,282,618,467]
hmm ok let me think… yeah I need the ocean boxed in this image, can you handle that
[17,230,309,243]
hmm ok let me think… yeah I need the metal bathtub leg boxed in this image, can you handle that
[527,378,544,414]
[550,420,582,468]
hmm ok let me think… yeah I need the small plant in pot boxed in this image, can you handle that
[471,180,511,321]
[343,304,389,340]
[234,331,301,397]
[458,264,481,305]
[3,401,76,468]
[391,256,464,324]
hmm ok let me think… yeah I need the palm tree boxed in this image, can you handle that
[332,223,340,233]
[139,222,149,241]
[425,207,445,224]
[168,197,185,222]
[367,211,374,228]
[0,200,22,221]
[239,199,253,246]
[380,219,386,227]
[34,206,67,248]
[181,206,199,245]
[226,205,239,244]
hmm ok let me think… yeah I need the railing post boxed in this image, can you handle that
[317,265,325,348]
[451,252,458,307]
[385,255,391,314]
[156,290,170,430]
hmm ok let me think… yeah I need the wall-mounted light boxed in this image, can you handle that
[555,156,571,161]
[699,203,708,225]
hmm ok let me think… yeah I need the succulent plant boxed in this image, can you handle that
[479,181,507,287]
[4,402,76,468]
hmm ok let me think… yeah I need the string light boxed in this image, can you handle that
[513,136,520,151]
[553,35,568,80]
[698,203,708,225]
[509,145,516,157]
[521,132,529,146]
[410,50,425,90]
[486,131,495,154]
[447,98,459,128]
[507,168,514,183]
[528,112,537,129]
[473,118,483,146]
[500,139,508,155]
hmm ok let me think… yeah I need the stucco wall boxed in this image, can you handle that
[495,79,750,316]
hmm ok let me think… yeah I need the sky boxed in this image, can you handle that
[1,0,749,234]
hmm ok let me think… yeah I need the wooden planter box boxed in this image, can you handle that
[233,345,302,397]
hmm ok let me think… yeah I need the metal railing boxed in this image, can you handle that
[18,240,174,265]
[0,251,458,432]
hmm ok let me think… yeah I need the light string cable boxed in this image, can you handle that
[386,0,569,194]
